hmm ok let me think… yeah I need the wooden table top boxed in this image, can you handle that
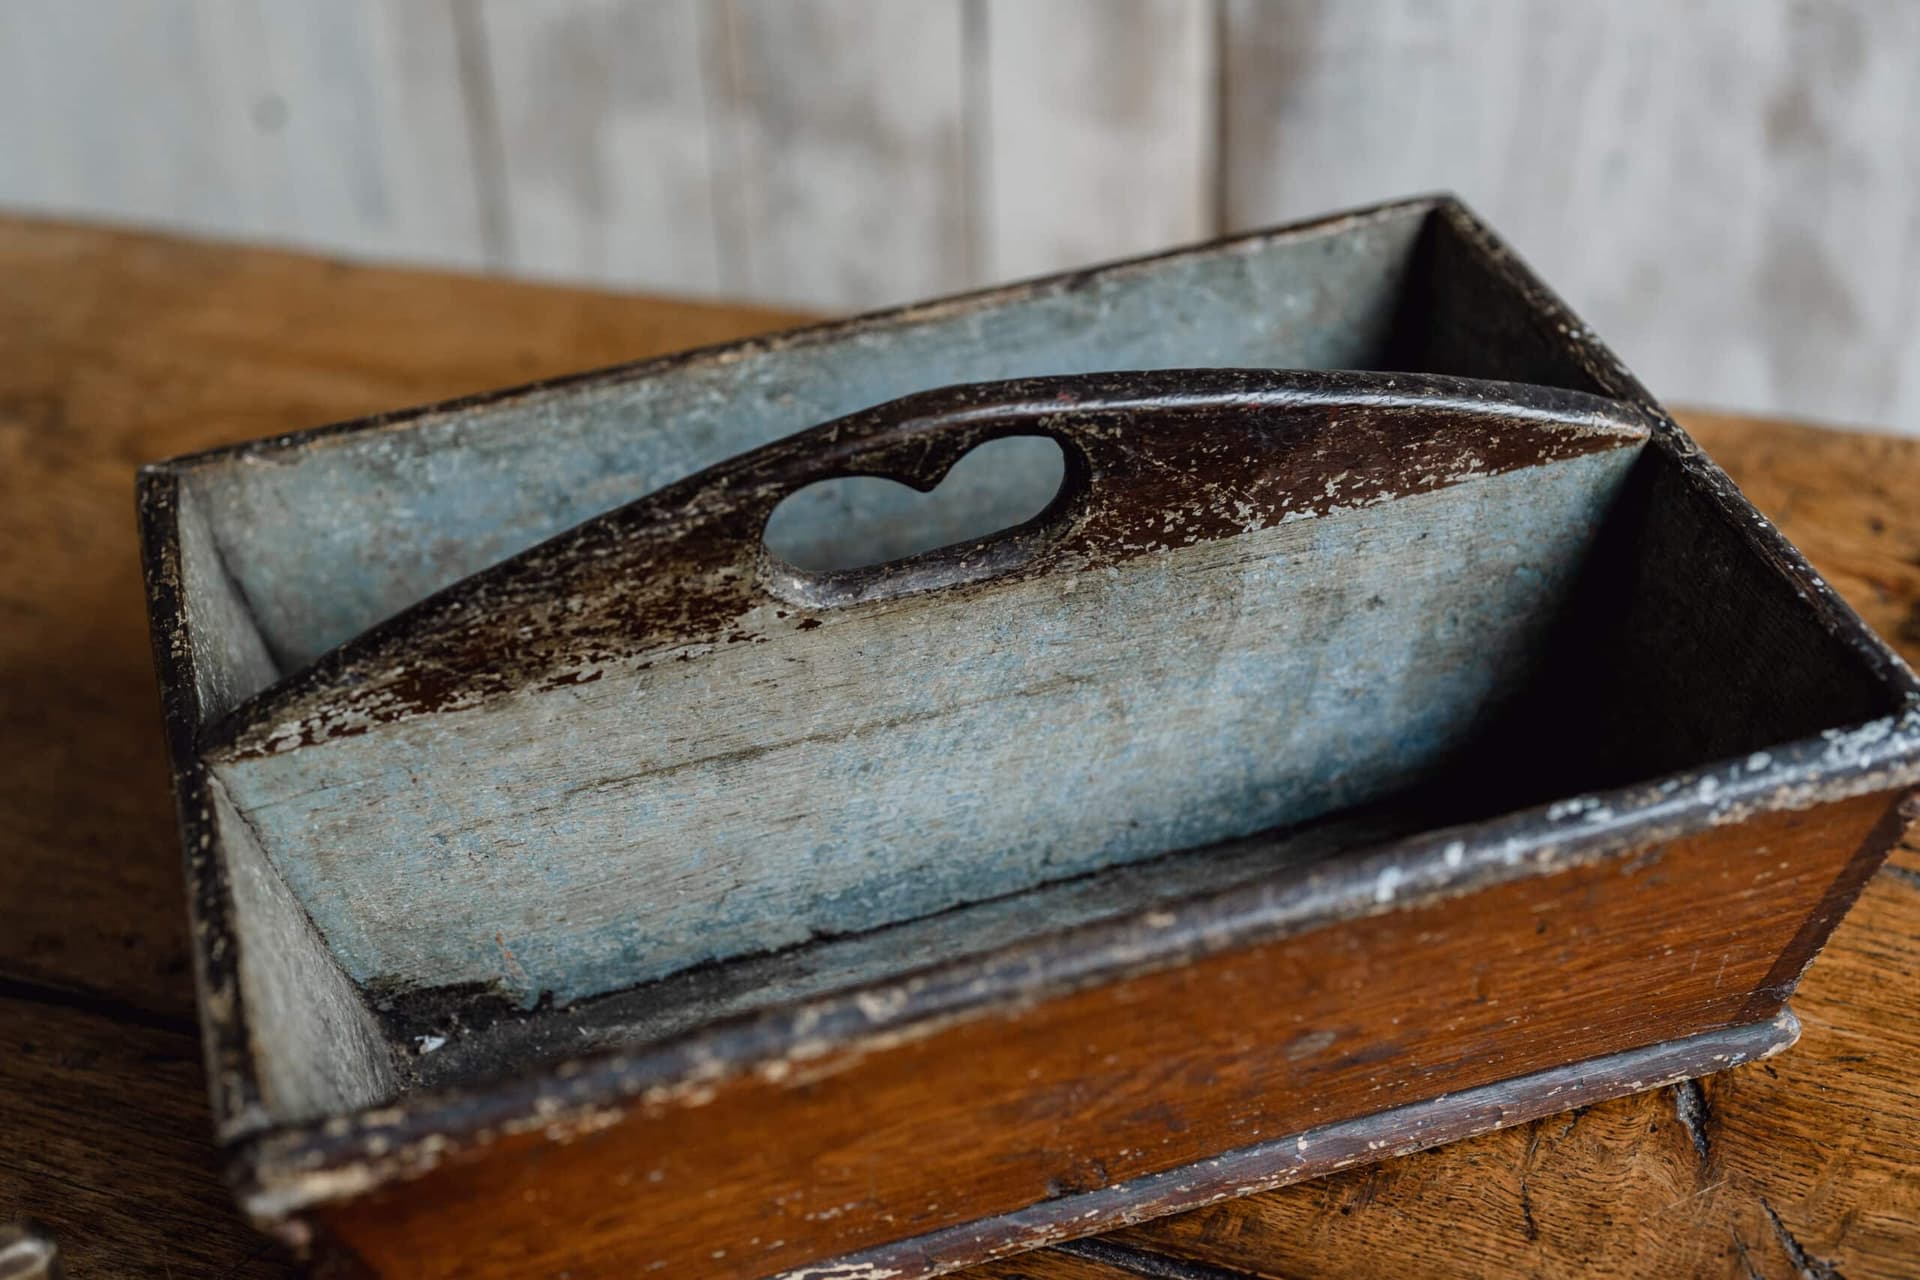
[2,215,1915,1280]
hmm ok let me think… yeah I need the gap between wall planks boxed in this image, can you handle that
[468,0,1217,308]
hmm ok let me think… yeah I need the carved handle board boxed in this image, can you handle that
[203,369,1651,1006]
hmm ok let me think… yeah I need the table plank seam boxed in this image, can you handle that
[0,974,201,1040]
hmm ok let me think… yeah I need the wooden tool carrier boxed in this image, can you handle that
[140,197,1920,1279]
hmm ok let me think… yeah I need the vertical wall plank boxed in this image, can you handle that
[0,4,259,235]
[980,0,1216,282]
[1220,0,1920,430]
[0,0,488,269]
[251,0,491,265]
[474,0,726,295]
[712,0,972,310]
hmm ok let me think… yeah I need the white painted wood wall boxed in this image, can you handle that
[3,1,1916,432]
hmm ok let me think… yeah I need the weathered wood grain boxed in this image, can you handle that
[6,215,1920,1278]
[302,793,1889,1279]
[165,201,1428,685]
[1689,410,1920,658]
[0,215,802,1277]
[1113,835,1920,1280]
[157,197,1920,1280]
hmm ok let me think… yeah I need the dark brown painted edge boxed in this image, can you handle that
[733,1014,1805,1280]
[136,469,276,1138]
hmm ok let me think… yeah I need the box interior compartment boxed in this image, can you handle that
[161,202,1900,1127]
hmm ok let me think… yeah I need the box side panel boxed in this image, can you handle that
[1383,206,1906,801]
[209,776,399,1124]
[186,207,1430,669]
[308,791,1897,1280]
[175,483,281,725]
[1433,450,1902,813]
[1569,458,1898,786]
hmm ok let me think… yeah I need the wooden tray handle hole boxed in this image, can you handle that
[762,434,1066,575]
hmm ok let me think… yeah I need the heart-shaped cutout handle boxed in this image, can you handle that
[763,433,1067,574]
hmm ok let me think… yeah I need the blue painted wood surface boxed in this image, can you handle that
[213,445,1644,1006]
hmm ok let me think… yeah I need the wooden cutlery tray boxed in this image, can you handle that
[140,196,1920,1279]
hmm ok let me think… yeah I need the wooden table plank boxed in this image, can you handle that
[0,1001,288,1279]
[2,213,1916,1279]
